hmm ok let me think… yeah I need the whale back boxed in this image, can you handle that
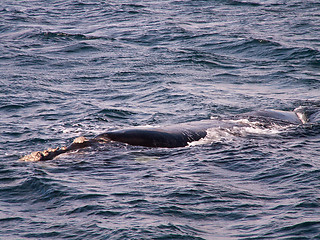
[250,109,302,124]
[99,128,207,148]
[95,119,236,148]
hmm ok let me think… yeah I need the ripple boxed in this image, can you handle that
[97,108,136,121]
[1,0,320,239]
[42,31,102,41]
[0,176,68,204]
[0,104,25,112]
[274,221,320,239]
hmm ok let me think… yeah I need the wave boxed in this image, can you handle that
[0,176,67,204]
[175,48,239,69]
[227,0,262,6]
[41,31,101,41]
[96,108,137,122]
[0,104,25,112]
[263,221,320,239]
[218,37,319,62]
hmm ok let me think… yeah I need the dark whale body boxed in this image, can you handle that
[20,107,319,162]
[95,120,228,148]
[97,107,315,148]
[100,128,207,148]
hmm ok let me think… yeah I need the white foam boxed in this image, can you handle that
[188,127,235,146]
[231,125,282,136]
[58,123,108,137]
[188,118,287,147]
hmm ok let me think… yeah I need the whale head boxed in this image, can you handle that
[294,106,320,123]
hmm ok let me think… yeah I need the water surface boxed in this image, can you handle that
[1,0,320,239]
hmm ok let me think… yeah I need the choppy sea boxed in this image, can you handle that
[1,0,320,239]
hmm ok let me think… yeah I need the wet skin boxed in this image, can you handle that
[20,108,318,162]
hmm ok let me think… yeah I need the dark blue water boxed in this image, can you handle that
[1,0,320,239]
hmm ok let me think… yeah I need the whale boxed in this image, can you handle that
[20,107,319,162]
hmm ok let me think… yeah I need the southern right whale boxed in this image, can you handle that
[20,107,320,162]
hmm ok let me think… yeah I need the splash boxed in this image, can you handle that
[188,118,288,147]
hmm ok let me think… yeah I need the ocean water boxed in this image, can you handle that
[1,0,320,239]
